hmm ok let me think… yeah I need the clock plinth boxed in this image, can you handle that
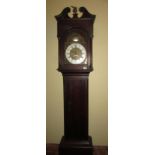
[55,7,95,155]
[59,136,93,155]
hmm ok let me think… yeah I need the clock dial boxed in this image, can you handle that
[65,43,86,64]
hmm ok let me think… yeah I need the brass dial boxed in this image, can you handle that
[65,43,86,64]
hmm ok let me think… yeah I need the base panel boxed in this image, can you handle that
[59,136,93,155]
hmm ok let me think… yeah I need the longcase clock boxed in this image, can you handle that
[55,6,96,155]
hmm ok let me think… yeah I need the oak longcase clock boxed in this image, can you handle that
[55,6,96,155]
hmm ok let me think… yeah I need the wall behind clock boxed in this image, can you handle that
[46,0,108,146]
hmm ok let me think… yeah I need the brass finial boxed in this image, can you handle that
[71,6,78,18]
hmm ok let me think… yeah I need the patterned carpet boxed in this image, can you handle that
[46,144,108,155]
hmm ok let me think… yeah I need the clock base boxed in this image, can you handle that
[59,136,93,155]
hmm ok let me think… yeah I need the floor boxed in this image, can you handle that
[46,144,108,155]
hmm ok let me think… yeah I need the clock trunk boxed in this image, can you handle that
[63,75,88,139]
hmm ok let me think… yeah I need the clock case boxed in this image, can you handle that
[55,7,95,73]
[55,7,96,155]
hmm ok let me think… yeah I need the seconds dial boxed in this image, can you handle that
[65,43,86,64]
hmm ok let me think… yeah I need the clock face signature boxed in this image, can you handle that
[65,43,86,64]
